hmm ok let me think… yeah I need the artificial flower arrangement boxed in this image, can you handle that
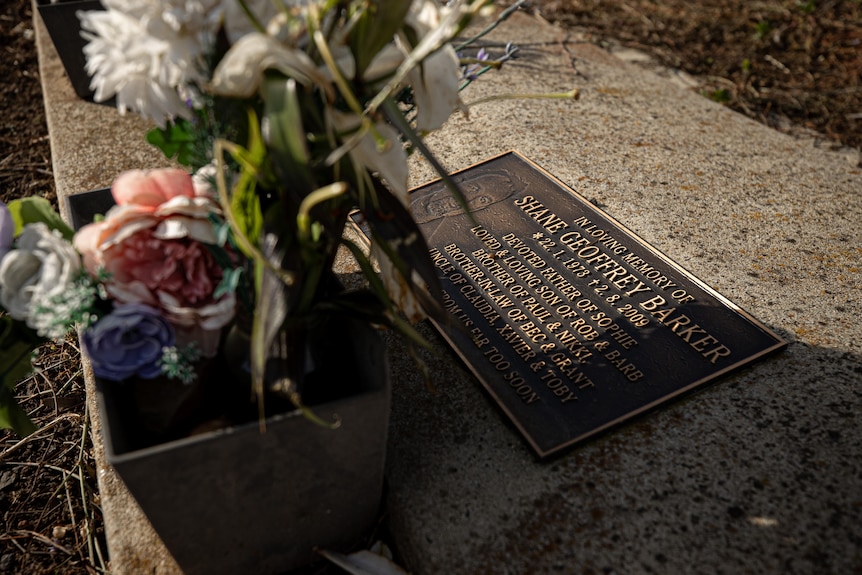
[0,170,230,436]
[1,0,569,437]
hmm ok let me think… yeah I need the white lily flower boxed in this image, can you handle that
[403,42,461,133]
[362,44,405,84]
[400,0,463,132]
[328,110,409,205]
[363,0,472,133]
[209,32,328,98]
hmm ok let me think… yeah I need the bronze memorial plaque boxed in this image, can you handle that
[392,151,785,458]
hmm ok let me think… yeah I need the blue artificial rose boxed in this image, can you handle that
[82,303,175,381]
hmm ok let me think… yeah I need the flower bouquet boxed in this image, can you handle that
[2,0,539,434]
[1,0,568,570]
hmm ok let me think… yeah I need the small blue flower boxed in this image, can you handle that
[82,304,175,381]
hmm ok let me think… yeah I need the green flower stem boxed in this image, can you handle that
[366,0,490,116]
[234,0,267,35]
[214,138,295,288]
[297,182,348,241]
[312,29,364,115]
[341,238,432,351]
[465,87,580,108]
[291,392,342,429]
[454,0,526,52]
[459,57,502,69]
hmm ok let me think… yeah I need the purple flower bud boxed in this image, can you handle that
[82,303,175,381]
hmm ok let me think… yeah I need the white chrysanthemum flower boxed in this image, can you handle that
[79,0,223,127]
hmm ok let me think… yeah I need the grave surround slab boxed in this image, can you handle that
[35,5,862,574]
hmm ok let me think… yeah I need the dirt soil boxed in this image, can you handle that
[0,0,859,573]
[534,0,862,151]
[1,1,105,574]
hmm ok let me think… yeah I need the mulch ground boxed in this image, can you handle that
[1,1,105,574]
[534,0,862,151]
[0,0,859,573]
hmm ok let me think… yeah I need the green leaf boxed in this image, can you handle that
[215,108,266,258]
[213,266,244,299]
[146,121,197,166]
[250,234,290,413]
[261,73,314,193]
[7,197,73,241]
[360,177,452,331]
[340,239,436,350]
[217,108,267,259]
[228,168,264,258]
[213,139,294,290]
[0,384,37,437]
[349,0,412,78]
[0,317,40,436]
[379,97,477,227]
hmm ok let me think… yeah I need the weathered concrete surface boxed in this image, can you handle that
[36,5,861,575]
[385,11,862,575]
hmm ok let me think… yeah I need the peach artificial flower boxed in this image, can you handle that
[74,168,234,356]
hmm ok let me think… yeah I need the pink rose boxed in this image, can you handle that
[96,228,235,356]
[111,168,198,208]
[74,169,234,355]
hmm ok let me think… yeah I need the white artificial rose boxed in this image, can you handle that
[0,223,82,329]
[191,163,219,198]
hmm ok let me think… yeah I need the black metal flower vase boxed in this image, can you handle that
[131,373,204,436]
[36,0,104,100]
[96,317,391,574]
[108,358,213,447]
